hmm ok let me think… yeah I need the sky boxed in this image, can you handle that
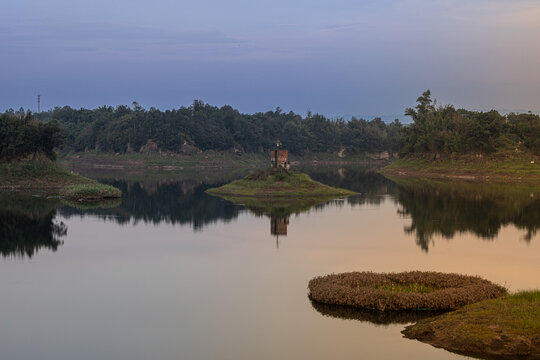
[1,0,540,118]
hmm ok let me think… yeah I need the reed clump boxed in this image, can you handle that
[308,271,507,311]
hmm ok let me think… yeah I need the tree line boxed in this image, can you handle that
[31,101,402,155]
[401,90,540,156]
[2,91,538,161]
[0,109,65,162]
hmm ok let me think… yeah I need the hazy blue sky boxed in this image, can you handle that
[2,0,539,117]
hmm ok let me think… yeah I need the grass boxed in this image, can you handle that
[432,290,540,337]
[62,183,122,200]
[62,150,268,168]
[403,290,540,359]
[374,282,437,294]
[1,160,123,200]
[206,167,358,198]
[383,151,539,182]
[0,160,93,189]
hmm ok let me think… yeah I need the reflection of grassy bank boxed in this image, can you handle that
[310,300,445,326]
[386,176,540,251]
[403,290,540,360]
[214,194,337,217]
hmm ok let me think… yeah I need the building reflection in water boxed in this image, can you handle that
[271,216,290,247]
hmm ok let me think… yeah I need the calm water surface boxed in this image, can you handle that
[0,167,538,360]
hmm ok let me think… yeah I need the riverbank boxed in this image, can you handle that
[60,151,387,173]
[0,161,93,190]
[382,154,539,183]
[402,290,540,360]
[0,161,122,200]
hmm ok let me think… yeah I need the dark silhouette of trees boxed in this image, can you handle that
[24,101,402,155]
[0,111,65,162]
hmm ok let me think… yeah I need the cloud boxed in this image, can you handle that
[0,20,244,59]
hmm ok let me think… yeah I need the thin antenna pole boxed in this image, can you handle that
[37,94,41,113]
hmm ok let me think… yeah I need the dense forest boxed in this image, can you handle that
[28,101,402,155]
[2,91,538,160]
[0,110,65,162]
[401,90,540,156]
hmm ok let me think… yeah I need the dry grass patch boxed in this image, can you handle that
[308,271,507,311]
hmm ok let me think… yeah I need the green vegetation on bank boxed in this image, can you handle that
[383,155,539,181]
[23,101,401,156]
[383,90,540,181]
[206,167,357,198]
[403,290,540,359]
[1,111,64,162]
[0,160,93,189]
[401,90,540,156]
[62,184,122,200]
[0,112,122,199]
[0,160,122,200]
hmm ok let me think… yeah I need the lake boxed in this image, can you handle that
[0,166,538,360]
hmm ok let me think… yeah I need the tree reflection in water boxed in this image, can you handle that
[393,179,540,252]
[0,195,66,258]
[20,167,538,255]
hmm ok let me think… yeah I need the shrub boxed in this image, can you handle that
[62,184,122,200]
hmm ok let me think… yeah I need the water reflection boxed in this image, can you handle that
[310,300,445,326]
[392,179,540,251]
[0,194,66,258]
[60,180,241,229]
[4,167,539,257]
[211,194,339,246]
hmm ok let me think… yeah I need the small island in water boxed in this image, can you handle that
[207,149,357,199]
[207,167,357,198]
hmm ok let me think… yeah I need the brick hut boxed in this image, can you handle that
[270,141,290,169]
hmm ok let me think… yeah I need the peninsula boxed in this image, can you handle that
[0,111,121,200]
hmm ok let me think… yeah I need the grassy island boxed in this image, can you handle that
[206,167,357,198]
[308,271,506,311]
[403,290,540,360]
[62,183,122,200]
